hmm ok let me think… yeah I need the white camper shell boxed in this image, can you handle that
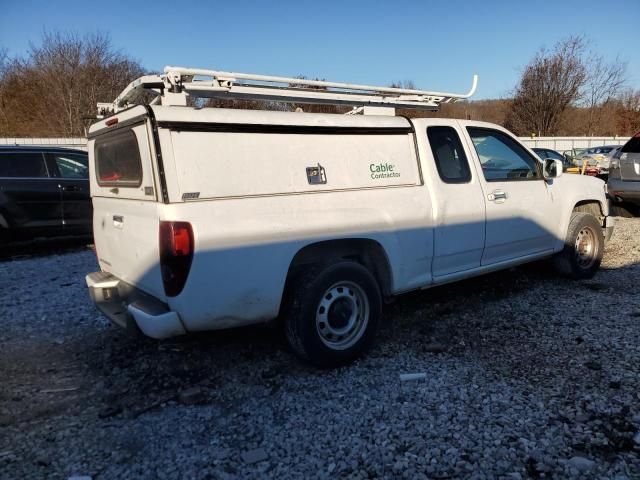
[87,66,613,367]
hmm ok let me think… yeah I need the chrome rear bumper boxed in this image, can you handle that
[86,272,186,339]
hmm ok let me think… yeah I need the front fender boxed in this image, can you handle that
[554,175,608,250]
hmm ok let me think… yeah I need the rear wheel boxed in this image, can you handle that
[552,212,604,279]
[284,261,382,368]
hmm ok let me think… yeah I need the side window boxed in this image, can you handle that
[546,150,564,161]
[0,152,49,178]
[95,129,143,187]
[427,126,471,183]
[54,153,88,179]
[467,128,540,181]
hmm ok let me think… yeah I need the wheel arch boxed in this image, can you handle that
[555,198,607,252]
[573,199,605,219]
[283,238,394,300]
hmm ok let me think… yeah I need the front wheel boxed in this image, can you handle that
[284,261,382,368]
[552,212,604,279]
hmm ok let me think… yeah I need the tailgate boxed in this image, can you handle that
[88,106,165,299]
[619,152,640,181]
[92,198,165,299]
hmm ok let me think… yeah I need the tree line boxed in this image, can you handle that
[0,32,638,138]
[0,32,143,137]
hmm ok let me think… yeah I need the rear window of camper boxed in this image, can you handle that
[95,129,143,187]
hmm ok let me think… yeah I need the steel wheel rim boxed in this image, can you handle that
[316,281,369,350]
[575,226,597,268]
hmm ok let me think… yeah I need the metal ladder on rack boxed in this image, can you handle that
[98,65,478,117]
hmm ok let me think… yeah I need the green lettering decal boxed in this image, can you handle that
[369,163,399,179]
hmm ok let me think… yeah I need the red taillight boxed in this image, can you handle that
[105,117,119,126]
[159,221,194,297]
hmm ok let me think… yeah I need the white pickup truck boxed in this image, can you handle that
[86,67,614,367]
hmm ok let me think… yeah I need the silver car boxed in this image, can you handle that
[580,145,620,173]
[608,134,640,207]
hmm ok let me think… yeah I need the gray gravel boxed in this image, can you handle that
[1,219,640,479]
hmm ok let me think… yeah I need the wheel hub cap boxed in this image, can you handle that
[316,281,370,350]
[575,226,597,268]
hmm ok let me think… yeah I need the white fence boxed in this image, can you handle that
[0,137,88,151]
[518,136,630,151]
[0,136,632,154]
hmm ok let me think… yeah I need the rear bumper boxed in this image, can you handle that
[86,272,186,339]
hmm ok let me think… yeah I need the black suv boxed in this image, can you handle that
[0,146,91,243]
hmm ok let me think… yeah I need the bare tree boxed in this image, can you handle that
[506,36,587,136]
[0,31,144,137]
[616,89,640,136]
[389,80,416,90]
[0,47,7,73]
[582,54,627,135]
[0,47,10,132]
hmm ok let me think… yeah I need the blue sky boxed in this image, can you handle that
[1,0,638,99]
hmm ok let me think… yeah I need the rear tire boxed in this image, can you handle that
[284,261,382,368]
[552,212,604,279]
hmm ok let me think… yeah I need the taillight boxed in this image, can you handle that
[159,221,194,297]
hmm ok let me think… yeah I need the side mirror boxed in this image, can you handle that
[543,158,563,179]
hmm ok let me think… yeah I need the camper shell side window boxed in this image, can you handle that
[95,129,143,187]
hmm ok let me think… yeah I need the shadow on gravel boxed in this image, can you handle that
[76,260,560,420]
[3,226,639,477]
[0,236,93,261]
[77,321,314,419]
[609,201,640,218]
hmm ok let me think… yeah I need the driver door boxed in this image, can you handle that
[464,126,560,265]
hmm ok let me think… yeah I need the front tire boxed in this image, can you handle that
[552,212,604,279]
[284,261,382,368]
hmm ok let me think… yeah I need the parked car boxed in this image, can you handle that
[579,145,620,176]
[562,147,587,165]
[86,67,613,368]
[0,146,91,243]
[532,147,572,170]
[600,146,622,173]
[608,133,640,208]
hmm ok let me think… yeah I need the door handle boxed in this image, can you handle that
[487,190,508,202]
[62,185,81,192]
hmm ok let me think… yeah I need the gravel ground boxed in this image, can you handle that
[1,219,639,479]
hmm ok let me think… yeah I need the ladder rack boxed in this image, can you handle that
[98,65,478,117]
